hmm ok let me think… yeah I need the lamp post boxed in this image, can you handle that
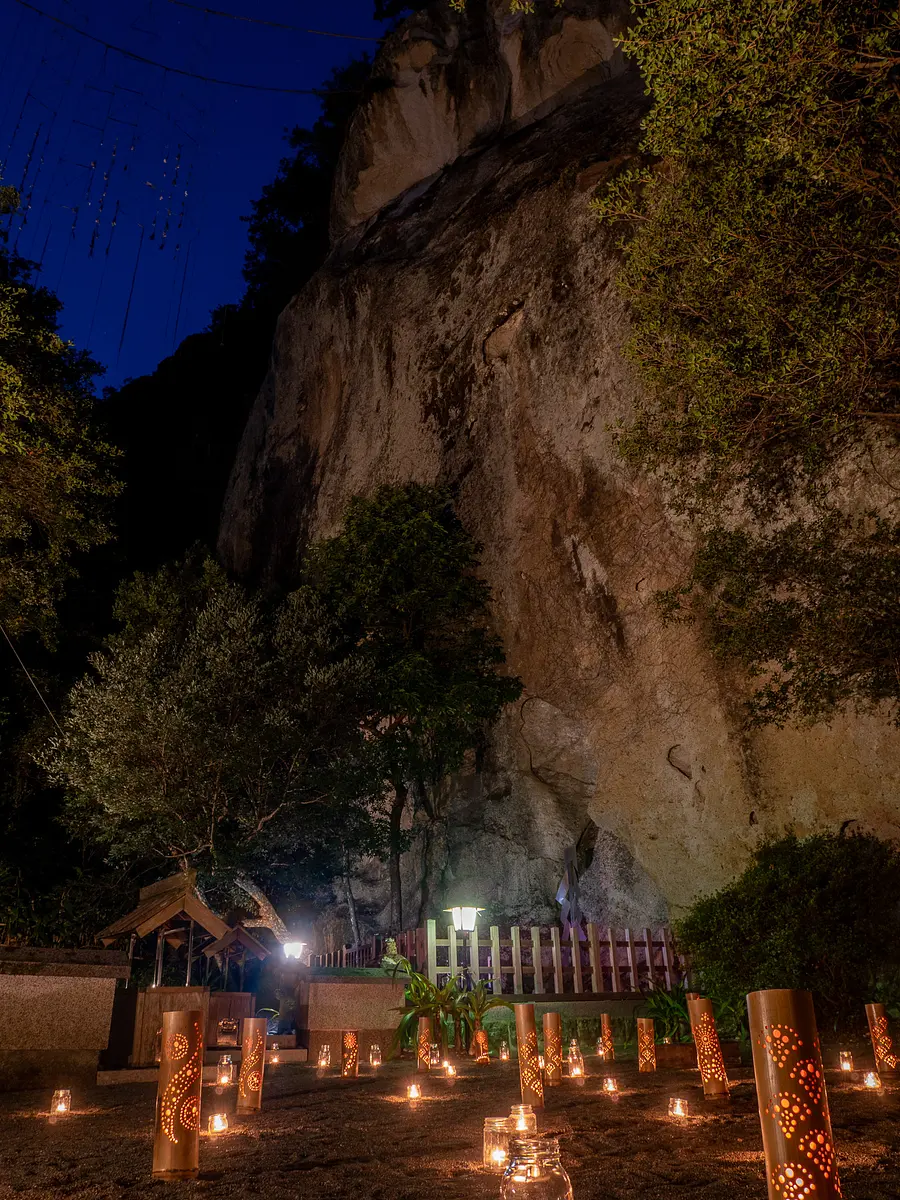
[445,906,482,991]
[283,941,307,962]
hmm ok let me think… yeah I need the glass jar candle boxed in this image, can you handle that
[269,1043,281,1065]
[839,1050,853,1072]
[50,1089,71,1116]
[668,1097,689,1118]
[483,1117,511,1171]
[216,1018,239,1047]
[509,1103,537,1133]
[500,1040,510,1062]
[407,1082,421,1101]
[567,1046,585,1078]
[602,1077,618,1095]
[864,1070,881,1089]
[428,1042,442,1069]
[317,1044,331,1068]
[369,1044,382,1068]
[208,1113,228,1135]
[501,1136,574,1200]
[217,1054,234,1086]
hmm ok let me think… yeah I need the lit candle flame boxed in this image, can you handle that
[670,1098,688,1117]
[839,1051,853,1072]
[865,1071,881,1089]
[446,1064,457,1077]
[603,1077,618,1094]
[408,1083,421,1100]
[491,1148,508,1165]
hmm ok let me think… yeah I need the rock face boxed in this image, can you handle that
[219,1,900,933]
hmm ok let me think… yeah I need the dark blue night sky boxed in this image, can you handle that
[0,0,387,388]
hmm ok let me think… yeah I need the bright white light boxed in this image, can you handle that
[283,941,306,960]
[449,906,479,932]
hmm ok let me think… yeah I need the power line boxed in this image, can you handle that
[0,621,63,733]
[9,0,341,94]
[165,0,383,42]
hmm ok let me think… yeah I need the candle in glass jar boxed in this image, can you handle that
[317,1045,331,1069]
[668,1097,689,1118]
[49,1089,71,1116]
[839,1051,853,1072]
[499,1040,510,1062]
[509,1103,537,1133]
[370,1044,382,1069]
[483,1117,511,1172]
[864,1070,881,1089]
[208,1113,228,1135]
[408,1082,421,1101]
[603,1077,618,1095]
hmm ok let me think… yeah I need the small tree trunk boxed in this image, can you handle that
[234,874,290,943]
[343,851,361,949]
[389,779,408,933]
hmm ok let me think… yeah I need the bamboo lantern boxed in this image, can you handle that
[598,1012,615,1061]
[514,1003,544,1109]
[865,1003,898,1074]
[637,1017,657,1072]
[237,1017,267,1112]
[542,1013,563,1087]
[341,1030,359,1078]
[416,1016,432,1074]
[747,989,841,1200]
[152,1009,204,1180]
[473,1028,490,1063]
[687,995,730,1101]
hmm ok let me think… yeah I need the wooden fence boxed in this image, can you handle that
[313,922,682,996]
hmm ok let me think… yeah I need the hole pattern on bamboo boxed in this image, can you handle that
[160,1022,202,1145]
[789,1059,824,1105]
[239,1030,264,1098]
[519,1031,544,1102]
[761,1025,804,1069]
[694,1013,728,1084]
[766,1091,813,1138]
[797,1131,836,1181]
[870,1016,898,1070]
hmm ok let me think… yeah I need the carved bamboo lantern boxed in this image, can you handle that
[637,1017,657,1072]
[237,1017,267,1112]
[865,1003,898,1074]
[473,1028,490,1063]
[598,1012,615,1060]
[687,995,729,1100]
[514,1003,544,1108]
[341,1030,359,1078]
[152,1009,204,1180]
[542,1013,563,1086]
[748,989,841,1200]
[416,1016,432,1073]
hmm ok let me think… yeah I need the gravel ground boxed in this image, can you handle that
[0,1057,897,1199]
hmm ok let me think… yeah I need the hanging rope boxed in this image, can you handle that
[0,622,63,733]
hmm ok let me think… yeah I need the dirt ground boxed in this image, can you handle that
[0,1056,898,1200]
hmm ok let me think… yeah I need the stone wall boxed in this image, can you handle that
[219,1,900,933]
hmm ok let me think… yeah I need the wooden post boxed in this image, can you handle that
[153,928,165,989]
[687,996,730,1101]
[237,1017,267,1111]
[607,928,621,992]
[542,1012,563,1086]
[865,1002,898,1073]
[642,927,655,989]
[586,922,602,993]
[490,926,502,995]
[599,1012,615,1061]
[549,928,563,995]
[426,919,438,984]
[471,924,480,985]
[511,926,524,994]
[152,1009,203,1180]
[748,989,840,1200]
[514,1003,544,1108]
[341,1030,359,1077]
[660,929,675,990]
[637,1017,656,1072]
[184,920,194,987]
[531,927,544,994]
[416,1016,432,1073]
[625,928,638,990]
[448,924,459,983]
[570,924,583,994]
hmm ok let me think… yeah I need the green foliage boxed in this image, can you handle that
[0,237,119,639]
[594,0,900,496]
[388,955,465,1054]
[639,983,691,1042]
[659,515,900,724]
[676,831,900,1027]
[40,553,385,893]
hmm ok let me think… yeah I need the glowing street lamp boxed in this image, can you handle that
[283,941,307,960]
[446,907,482,933]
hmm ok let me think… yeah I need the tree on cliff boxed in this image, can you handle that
[306,483,523,932]
[0,183,119,640]
[39,551,388,919]
[591,0,900,724]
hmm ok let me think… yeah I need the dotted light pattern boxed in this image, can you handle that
[766,1091,813,1138]
[341,1031,359,1077]
[518,1030,544,1104]
[544,1033,562,1082]
[160,1021,202,1145]
[474,1029,490,1063]
[694,1013,728,1085]
[599,1014,615,1060]
[417,1023,431,1072]
[758,1020,842,1200]
[797,1130,837,1180]
[869,1015,898,1071]
[638,1021,657,1072]
[789,1059,824,1106]
[180,1096,200,1133]
[238,1030,264,1100]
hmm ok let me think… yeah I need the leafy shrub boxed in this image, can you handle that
[676,831,900,1028]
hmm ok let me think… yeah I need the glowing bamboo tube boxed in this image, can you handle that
[341,1030,359,1078]
[473,1028,490,1064]
[599,1012,615,1060]
[237,1017,267,1112]
[865,1003,898,1074]
[152,1009,204,1180]
[417,1016,432,1074]
[747,988,841,1200]
[687,995,729,1101]
[637,1017,657,1072]
[514,1003,544,1109]
[542,1013,562,1087]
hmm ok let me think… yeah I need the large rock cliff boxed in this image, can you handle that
[219,1,900,932]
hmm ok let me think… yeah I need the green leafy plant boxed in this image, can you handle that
[388,954,464,1055]
[676,831,900,1029]
[459,980,513,1053]
[639,984,691,1043]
